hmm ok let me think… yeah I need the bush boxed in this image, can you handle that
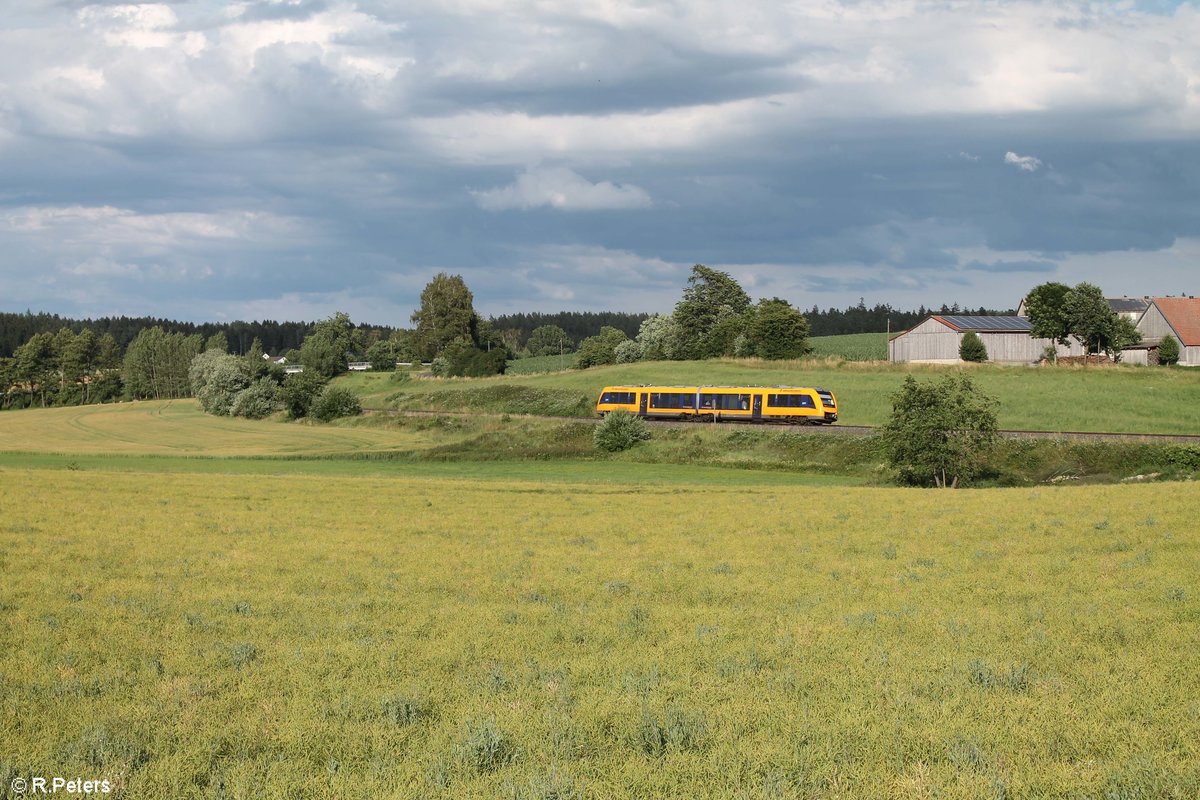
[881,375,998,488]
[959,331,988,362]
[614,339,643,363]
[278,371,328,419]
[594,409,651,452]
[575,327,630,369]
[310,386,362,422]
[432,339,506,377]
[230,378,280,419]
[191,353,251,416]
[1159,334,1180,366]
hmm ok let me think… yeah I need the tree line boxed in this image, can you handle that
[805,301,1013,337]
[0,312,332,359]
[3,299,1014,362]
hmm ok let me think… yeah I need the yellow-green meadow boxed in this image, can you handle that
[2,467,1197,798]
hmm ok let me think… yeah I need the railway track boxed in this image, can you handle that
[360,408,1200,445]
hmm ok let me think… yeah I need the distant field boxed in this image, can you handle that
[506,353,579,374]
[2,469,1197,798]
[339,360,1200,435]
[806,332,889,360]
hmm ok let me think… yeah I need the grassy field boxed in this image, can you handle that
[0,400,444,457]
[340,360,1200,435]
[507,353,580,374]
[1,468,1197,798]
[806,333,889,361]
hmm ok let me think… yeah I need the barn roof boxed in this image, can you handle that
[1108,297,1151,314]
[933,315,1033,333]
[1152,297,1200,346]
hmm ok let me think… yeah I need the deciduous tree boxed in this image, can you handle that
[299,312,360,379]
[745,298,810,360]
[672,265,751,360]
[1023,282,1073,345]
[635,314,678,361]
[525,325,573,357]
[575,326,630,369]
[412,274,478,361]
[881,375,998,488]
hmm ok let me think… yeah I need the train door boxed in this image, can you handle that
[638,392,648,417]
[752,394,763,421]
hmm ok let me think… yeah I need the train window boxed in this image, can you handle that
[651,392,694,409]
[768,394,815,408]
[701,393,750,410]
[602,391,636,404]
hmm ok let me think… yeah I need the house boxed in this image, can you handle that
[1108,297,1151,322]
[347,361,371,371]
[1015,295,1149,321]
[888,315,1085,364]
[1135,296,1200,366]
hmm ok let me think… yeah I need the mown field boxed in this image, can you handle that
[1,468,1197,798]
[0,400,443,457]
[341,359,1200,435]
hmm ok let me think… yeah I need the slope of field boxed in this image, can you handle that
[1,469,1197,798]
[341,360,1200,435]
[0,400,439,456]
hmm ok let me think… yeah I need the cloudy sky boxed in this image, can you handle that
[1,0,1198,324]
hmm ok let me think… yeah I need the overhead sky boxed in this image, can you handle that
[1,0,1198,325]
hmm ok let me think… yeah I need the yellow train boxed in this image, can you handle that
[596,385,838,424]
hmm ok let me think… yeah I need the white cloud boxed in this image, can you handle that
[0,206,310,248]
[471,167,652,211]
[1004,151,1043,172]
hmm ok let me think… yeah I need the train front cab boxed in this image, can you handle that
[596,387,642,417]
[762,388,838,424]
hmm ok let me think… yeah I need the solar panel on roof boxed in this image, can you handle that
[941,315,1032,332]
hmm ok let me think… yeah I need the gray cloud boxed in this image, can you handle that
[964,259,1058,274]
[1,0,1199,322]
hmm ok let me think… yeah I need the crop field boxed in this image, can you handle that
[506,354,580,374]
[340,359,1200,435]
[2,466,1198,799]
[805,333,889,361]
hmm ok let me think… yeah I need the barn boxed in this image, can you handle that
[888,315,1085,364]
[1134,297,1200,366]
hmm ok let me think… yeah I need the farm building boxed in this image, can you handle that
[888,315,1085,364]
[1016,295,1150,321]
[1134,297,1200,366]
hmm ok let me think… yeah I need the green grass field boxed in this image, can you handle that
[506,353,580,374]
[1,468,1197,798]
[340,359,1200,435]
[806,332,889,361]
